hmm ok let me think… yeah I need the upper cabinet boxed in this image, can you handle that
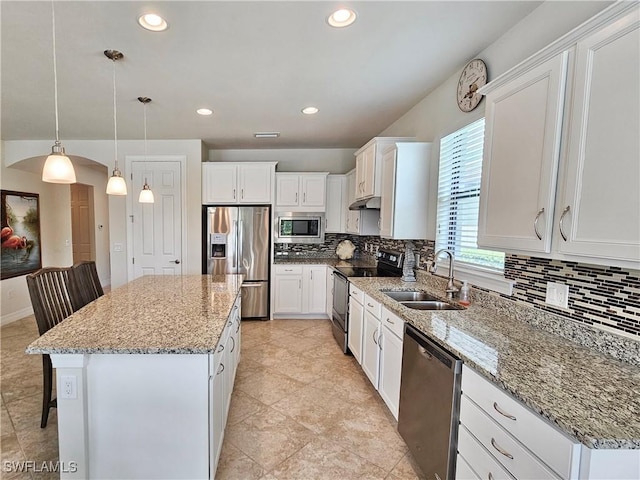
[353,137,414,201]
[202,162,276,204]
[345,169,380,236]
[325,175,346,233]
[478,3,639,269]
[275,173,328,211]
[380,142,432,239]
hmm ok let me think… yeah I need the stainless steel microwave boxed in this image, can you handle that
[275,212,325,244]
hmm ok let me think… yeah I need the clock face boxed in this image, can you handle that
[457,59,487,112]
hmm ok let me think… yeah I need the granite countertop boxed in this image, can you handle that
[348,276,640,450]
[26,274,243,355]
[273,255,376,268]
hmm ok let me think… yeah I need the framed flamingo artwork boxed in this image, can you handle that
[1,190,42,280]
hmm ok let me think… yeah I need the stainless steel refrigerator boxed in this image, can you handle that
[202,206,270,319]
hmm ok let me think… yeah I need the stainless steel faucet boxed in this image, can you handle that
[430,249,459,299]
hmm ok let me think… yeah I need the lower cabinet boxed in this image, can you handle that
[273,265,327,316]
[361,308,381,388]
[347,285,365,364]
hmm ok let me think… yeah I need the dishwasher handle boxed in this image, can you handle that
[405,324,461,373]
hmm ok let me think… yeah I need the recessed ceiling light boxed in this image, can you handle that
[254,132,280,138]
[302,106,319,115]
[196,108,213,116]
[138,13,168,32]
[327,8,356,28]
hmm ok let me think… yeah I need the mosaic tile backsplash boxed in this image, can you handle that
[276,235,640,339]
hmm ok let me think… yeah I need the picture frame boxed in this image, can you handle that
[1,190,42,280]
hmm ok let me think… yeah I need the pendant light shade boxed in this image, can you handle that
[43,0,76,184]
[105,49,127,196]
[138,96,154,203]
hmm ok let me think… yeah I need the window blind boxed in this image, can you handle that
[436,118,504,271]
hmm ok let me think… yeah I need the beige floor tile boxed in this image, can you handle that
[387,451,427,479]
[0,322,31,340]
[2,401,15,435]
[235,358,269,382]
[227,390,269,426]
[225,406,313,471]
[242,343,296,369]
[215,442,266,480]
[235,368,306,405]
[4,393,56,434]
[270,319,324,334]
[271,438,388,479]
[1,433,26,465]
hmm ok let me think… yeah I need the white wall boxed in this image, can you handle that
[379,1,612,239]
[2,138,204,323]
[209,148,357,173]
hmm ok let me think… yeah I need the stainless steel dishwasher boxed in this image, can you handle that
[398,324,462,480]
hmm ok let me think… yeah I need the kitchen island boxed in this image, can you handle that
[26,274,243,479]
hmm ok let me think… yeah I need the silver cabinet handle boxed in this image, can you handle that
[488,473,494,480]
[230,336,235,353]
[171,259,181,264]
[295,192,298,203]
[533,208,544,240]
[367,303,374,307]
[493,402,516,421]
[233,189,236,200]
[311,270,313,280]
[241,188,244,199]
[298,279,301,289]
[218,344,224,352]
[559,205,570,241]
[386,317,395,325]
[325,218,328,229]
[303,192,306,203]
[217,363,225,374]
[490,438,514,459]
[373,329,378,345]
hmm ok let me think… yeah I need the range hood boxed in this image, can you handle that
[349,197,381,210]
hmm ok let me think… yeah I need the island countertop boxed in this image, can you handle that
[348,276,640,450]
[26,274,243,355]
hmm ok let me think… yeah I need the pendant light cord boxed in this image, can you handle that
[143,101,148,183]
[112,57,119,170]
[51,0,60,143]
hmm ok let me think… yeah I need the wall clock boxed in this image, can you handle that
[457,59,487,112]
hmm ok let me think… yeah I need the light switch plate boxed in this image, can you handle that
[545,282,569,309]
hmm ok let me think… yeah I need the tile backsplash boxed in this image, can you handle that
[276,235,640,340]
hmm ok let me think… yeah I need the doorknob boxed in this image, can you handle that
[171,259,181,264]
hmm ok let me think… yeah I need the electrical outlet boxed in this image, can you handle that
[545,282,569,309]
[60,375,77,399]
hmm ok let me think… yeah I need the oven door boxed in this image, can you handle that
[331,271,349,354]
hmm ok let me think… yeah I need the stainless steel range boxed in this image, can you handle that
[330,248,403,353]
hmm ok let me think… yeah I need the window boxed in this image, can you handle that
[436,118,505,271]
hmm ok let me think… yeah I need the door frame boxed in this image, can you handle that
[125,154,187,282]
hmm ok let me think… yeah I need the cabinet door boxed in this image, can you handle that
[362,145,377,198]
[378,326,403,420]
[209,356,225,474]
[345,170,358,233]
[273,275,303,313]
[300,175,326,208]
[325,175,345,233]
[558,11,640,266]
[276,174,300,207]
[478,52,568,253]
[354,152,366,200]
[361,311,380,389]
[239,164,272,203]
[379,148,396,238]
[305,266,327,314]
[202,164,237,203]
[348,299,364,364]
[325,268,334,317]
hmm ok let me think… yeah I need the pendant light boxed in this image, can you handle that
[138,97,154,203]
[42,0,76,184]
[105,49,127,196]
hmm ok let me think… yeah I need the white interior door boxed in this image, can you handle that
[131,161,182,277]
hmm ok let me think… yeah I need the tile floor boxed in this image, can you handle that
[1,316,425,479]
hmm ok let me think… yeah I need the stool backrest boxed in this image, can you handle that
[70,261,104,310]
[26,267,76,336]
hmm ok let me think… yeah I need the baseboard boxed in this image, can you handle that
[1,306,34,326]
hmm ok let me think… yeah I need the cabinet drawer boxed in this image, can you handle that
[349,284,364,304]
[462,366,579,478]
[458,425,515,480]
[461,395,561,480]
[456,454,480,480]
[274,265,303,275]
[381,306,404,339]
[364,294,381,318]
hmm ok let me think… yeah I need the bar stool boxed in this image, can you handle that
[70,260,104,310]
[26,267,76,428]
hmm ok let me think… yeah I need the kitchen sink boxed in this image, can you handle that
[383,291,441,302]
[400,301,463,311]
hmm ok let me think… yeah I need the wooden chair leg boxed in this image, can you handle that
[41,354,53,428]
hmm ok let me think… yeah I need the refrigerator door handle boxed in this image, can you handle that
[232,220,237,269]
[242,283,262,288]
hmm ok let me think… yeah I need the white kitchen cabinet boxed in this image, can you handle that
[347,284,365,364]
[345,169,380,236]
[556,9,639,264]
[477,4,639,269]
[353,137,414,201]
[273,264,327,317]
[325,175,346,233]
[380,142,432,239]
[378,307,404,420]
[361,308,380,389]
[275,173,328,210]
[326,267,334,317]
[202,162,275,204]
